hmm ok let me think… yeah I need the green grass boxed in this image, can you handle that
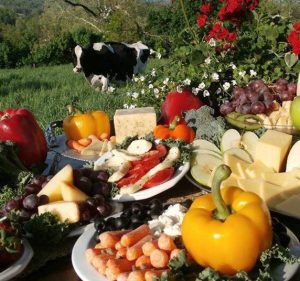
[0,59,166,129]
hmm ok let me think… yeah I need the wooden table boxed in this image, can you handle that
[19,177,300,281]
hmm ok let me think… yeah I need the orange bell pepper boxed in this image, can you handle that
[63,105,110,141]
[181,165,273,276]
[153,116,195,143]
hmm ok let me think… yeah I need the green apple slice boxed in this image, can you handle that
[223,147,253,164]
[286,140,300,172]
[240,131,258,160]
[192,149,222,161]
[221,129,241,153]
[192,139,221,155]
[190,154,223,187]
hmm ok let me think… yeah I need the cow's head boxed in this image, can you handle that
[73,45,83,73]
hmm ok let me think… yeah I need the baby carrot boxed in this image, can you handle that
[115,241,123,250]
[135,255,152,269]
[127,270,146,281]
[126,235,153,261]
[116,247,127,258]
[91,254,114,275]
[158,234,177,252]
[110,136,116,144]
[142,240,159,257]
[78,137,92,146]
[99,230,130,248]
[95,242,107,249]
[85,248,102,263]
[117,272,130,281]
[150,249,169,269]
[121,225,151,247]
[145,270,168,281]
[67,139,85,152]
[106,259,135,281]
[99,132,109,140]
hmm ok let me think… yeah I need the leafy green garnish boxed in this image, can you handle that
[185,106,226,148]
[23,213,76,245]
[117,136,139,150]
[110,183,120,198]
[0,185,25,208]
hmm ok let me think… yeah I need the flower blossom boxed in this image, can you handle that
[223,82,231,91]
[250,70,257,77]
[212,73,219,81]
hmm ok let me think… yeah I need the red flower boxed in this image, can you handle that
[288,30,300,55]
[227,31,238,42]
[212,23,222,33]
[216,27,229,40]
[197,14,208,28]
[200,3,212,14]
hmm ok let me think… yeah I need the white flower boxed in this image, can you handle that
[183,78,191,85]
[230,62,237,70]
[208,38,216,47]
[107,86,115,93]
[176,85,183,93]
[133,77,139,82]
[126,92,131,97]
[149,84,154,89]
[151,69,156,77]
[192,87,199,95]
[198,82,206,90]
[163,78,170,85]
[216,88,222,94]
[239,71,246,77]
[160,85,166,91]
[141,89,145,94]
[129,104,137,109]
[212,73,219,81]
[250,69,257,77]
[154,88,159,94]
[155,93,160,98]
[157,53,162,59]
[203,90,210,97]
[205,57,211,65]
[231,80,237,86]
[223,82,231,91]
[132,92,139,99]
[218,69,222,72]
[202,72,208,79]
[123,103,129,109]
[140,76,145,82]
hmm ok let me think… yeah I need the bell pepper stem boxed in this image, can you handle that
[169,116,180,130]
[212,165,232,221]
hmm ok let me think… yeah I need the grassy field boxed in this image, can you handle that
[0,59,165,129]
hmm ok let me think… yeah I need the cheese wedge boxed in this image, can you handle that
[223,153,250,179]
[274,194,300,218]
[81,136,103,155]
[221,175,239,188]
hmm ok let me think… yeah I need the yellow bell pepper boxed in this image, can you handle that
[181,165,273,276]
[63,105,110,141]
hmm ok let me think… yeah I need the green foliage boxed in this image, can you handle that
[0,0,45,16]
[72,27,103,48]
[0,8,16,25]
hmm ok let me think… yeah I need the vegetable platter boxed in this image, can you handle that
[71,169,300,281]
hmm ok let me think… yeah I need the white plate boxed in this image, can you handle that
[72,222,300,281]
[94,151,190,202]
[0,239,34,281]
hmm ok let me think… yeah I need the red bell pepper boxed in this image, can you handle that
[161,89,203,125]
[143,167,175,188]
[0,108,47,168]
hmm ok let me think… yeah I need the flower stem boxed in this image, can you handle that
[179,0,199,44]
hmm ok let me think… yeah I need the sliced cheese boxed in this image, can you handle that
[274,194,300,218]
[81,136,103,155]
[223,153,250,179]
[255,130,292,172]
[114,107,157,144]
[245,161,274,179]
[237,178,285,204]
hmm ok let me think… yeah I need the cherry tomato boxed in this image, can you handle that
[143,167,175,189]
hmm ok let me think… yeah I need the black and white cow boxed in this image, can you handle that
[73,42,152,91]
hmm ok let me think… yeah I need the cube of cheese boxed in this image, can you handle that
[255,130,292,172]
[221,175,239,188]
[223,153,250,179]
[114,107,157,144]
[245,161,274,179]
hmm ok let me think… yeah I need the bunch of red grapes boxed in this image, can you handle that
[220,79,297,116]
[1,168,113,223]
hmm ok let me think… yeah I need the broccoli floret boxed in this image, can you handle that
[184,106,226,147]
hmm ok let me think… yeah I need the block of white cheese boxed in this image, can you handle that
[38,201,80,223]
[223,153,250,179]
[255,130,292,172]
[221,175,239,188]
[114,107,157,144]
[274,194,300,218]
[262,169,300,188]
